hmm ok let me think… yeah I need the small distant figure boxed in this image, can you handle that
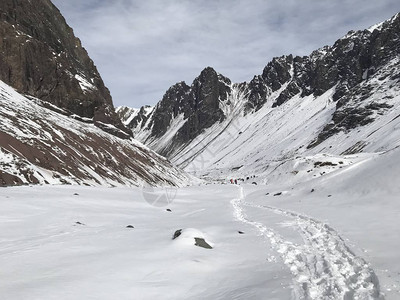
[230,179,234,184]
[234,179,238,184]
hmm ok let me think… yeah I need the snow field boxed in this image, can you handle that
[1,147,400,299]
[0,185,291,299]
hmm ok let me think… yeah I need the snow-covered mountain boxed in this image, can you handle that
[116,105,154,137]
[121,13,400,182]
[0,80,191,187]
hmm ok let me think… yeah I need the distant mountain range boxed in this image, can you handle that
[118,12,400,182]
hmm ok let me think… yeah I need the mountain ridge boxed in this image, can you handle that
[0,0,193,187]
[0,79,191,187]
[0,0,130,137]
[118,12,400,181]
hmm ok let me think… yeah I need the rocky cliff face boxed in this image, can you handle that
[0,0,129,137]
[119,67,232,156]
[120,12,400,179]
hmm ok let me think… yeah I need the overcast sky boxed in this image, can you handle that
[52,0,400,108]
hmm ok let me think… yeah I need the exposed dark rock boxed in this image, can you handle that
[94,121,131,140]
[0,170,23,186]
[0,0,130,137]
[148,81,191,139]
[365,102,394,110]
[341,141,369,155]
[139,67,232,156]
[272,81,301,107]
[314,162,337,167]
[246,76,269,112]
[172,229,182,240]
[231,166,243,171]
[308,106,376,149]
[262,55,293,92]
[126,225,134,229]
[194,237,213,249]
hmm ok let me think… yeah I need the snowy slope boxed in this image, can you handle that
[116,105,155,138]
[116,106,140,125]
[175,63,400,183]
[119,13,400,183]
[0,80,191,187]
[1,146,399,299]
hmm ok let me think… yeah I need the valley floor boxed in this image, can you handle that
[0,172,399,299]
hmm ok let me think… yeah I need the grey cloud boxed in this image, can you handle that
[52,0,400,108]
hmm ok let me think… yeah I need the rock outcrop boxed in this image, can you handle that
[0,0,130,137]
[122,67,232,156]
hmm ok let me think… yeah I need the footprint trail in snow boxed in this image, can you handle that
[231,186,384,300]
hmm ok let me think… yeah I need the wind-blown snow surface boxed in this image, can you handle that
[1,147,399,299]
[0,80,190,187]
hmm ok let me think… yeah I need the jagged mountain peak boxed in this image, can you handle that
[163,81,190,101]
[198,66,217,76]
[119,12,400,181]
[190,67,231,110]
[367,11,399,34]
[170,81,190,90]
[261,55,294,92]
[192,67,232,87]
[120,66,234,156]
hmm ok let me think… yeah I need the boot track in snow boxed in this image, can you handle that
[231,186,384,300]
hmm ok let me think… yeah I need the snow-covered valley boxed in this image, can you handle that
[1,2,400,299]
[118,12,400,190]
[1,146,399,299]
